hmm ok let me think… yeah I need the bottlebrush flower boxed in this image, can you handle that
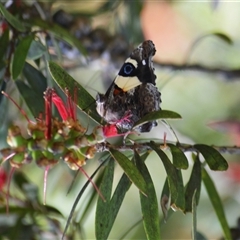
[0,168,7,190]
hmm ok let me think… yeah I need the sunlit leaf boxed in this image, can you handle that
[149,141,184,210]
[185,155,201,213]
[109,148,147,195]
[23,62,47,97]
[194,144,228,171]
[11,35,34,80]
[95,159,114,240]
[0,3,26,32]
[135,151,161,240]
[168,143,189,169]
[134,110,181,128]
[15,80,44,117]
[48,61,101,124]
[202,168,232,240]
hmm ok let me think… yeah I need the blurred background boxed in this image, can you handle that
[1,0,240,239]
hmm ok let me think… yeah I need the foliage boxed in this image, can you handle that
[0,1,238,240]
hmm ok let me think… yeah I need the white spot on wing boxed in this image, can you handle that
[115,75,141,92]
[125,58,138,68]
[142,59,146,65]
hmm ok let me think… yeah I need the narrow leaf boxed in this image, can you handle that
[192,190,197,240]
[202,168,232,240]
[185,155,201,213]
[160,178,170,222]
[149,141,184,210]
[134,110,181,128]
[194,144,228,171]
[0,29,9,61]
[0,3,26,32]
[109,148,147,196]
[48,61,101,124]
[195,232,208,240]
[174,170,185,210]
[27,40,46,60]
[63,160,105,239]
[11,35,34,79]
[135,151,161,240]
[95,159,114,240]
[15,80,44,117]
[168,143,189,169]
[23,62,47,97]
[212,32,233,45]
[105,152,150,236]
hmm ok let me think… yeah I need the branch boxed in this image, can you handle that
[96,141,240,155]
[155,62,240,81]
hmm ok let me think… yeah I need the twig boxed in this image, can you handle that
[96,141,240,155]
[155,62,240,81]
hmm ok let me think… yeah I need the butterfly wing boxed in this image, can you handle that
[96,40,161,132]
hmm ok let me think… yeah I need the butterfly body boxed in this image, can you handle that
[96,40,161,133]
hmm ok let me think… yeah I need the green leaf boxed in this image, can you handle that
[195,232,208,240]
[160,178,170,221]
[63,160,105,239]
[184,155,201,213]
[134,110,181,128]
[11,35,34,79]
[192,190,197,240]
[23,62,47,97]
[15,80,44,117]
[31,18,86,55]
[95,159,115,240]
[109,148,147,196]
[168,143,189,169]
[211,32,233,45]
[194,144,228,171]
[0,29,9,61]
[27,40,46,60]
[95,156,134,240]
[202,168,232,240]
[48,61,101,124]
[149,141,185,210]
[135,151,161,240]
[104,152,150,238]
[0,3,26,32]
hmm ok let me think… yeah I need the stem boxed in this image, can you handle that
[43,165,50,205]
[73,160,105,202]
[2,91,31,123]
[95,141,240,155]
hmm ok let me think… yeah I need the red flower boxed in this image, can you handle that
[51,88,76,121]
[0,168,7,190]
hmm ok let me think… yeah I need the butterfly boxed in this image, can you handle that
[96,40,161,133]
